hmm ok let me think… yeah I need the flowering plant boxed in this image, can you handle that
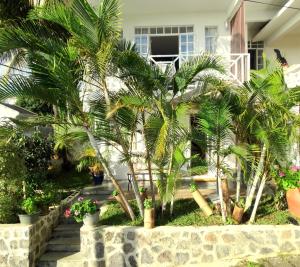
[64,197,99,222]
[276,165,300,191]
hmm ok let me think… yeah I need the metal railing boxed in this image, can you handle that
[147,53,250,85]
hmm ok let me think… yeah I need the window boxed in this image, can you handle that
[134,26,193,36]
[248,41,264,70]
[180,34,194,55]
[205,26,218,53]
[134,35,148,56]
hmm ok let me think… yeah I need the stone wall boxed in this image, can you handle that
[0,191,79,267]
[80,225,300,267]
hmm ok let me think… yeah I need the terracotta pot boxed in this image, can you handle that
[115,195,131,218]
[286,188,300,218]
[144,208,155,229]
[192,190,213,217]
[232,205,244,223]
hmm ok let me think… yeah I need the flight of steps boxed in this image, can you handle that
[37,182,116,267]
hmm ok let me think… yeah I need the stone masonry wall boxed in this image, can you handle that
[0,191,79,267]
[80,225,300,267]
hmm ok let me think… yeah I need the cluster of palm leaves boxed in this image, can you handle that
[0,0,299,223]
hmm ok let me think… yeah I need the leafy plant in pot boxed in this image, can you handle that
[65,197,100,226]
[18,197,40,225]
[276,166,300,218]
[190,183,213,217]
[232,198,245,223]
[144,199,154,229]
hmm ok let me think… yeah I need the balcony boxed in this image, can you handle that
[148,53,250,85]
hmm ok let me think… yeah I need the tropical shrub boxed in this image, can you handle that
[21,197,39,215]
[276,165,300,191]
[144,199,152,209]
[65,197,99,222]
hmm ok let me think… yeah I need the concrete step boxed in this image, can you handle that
[79,194,110,202]
[38,252,84,267]
[81,187,113,195]
[46,238,80,252]
[52,224,81,238]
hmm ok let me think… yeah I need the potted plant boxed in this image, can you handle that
[190,183,213,217]
[112,190,130,217]
[139,186,148,204]
[18,197,40,225]
[232,198,245,223]
[65,197,100,226]
[277,166,300,218]
[91,163,104,185]
[144,199,154,229]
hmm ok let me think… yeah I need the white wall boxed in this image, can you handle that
[122,12,231,55]
[265,35,300,66]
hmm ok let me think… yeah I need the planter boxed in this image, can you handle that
[83,210,100,226]
[93,172,104,185]
[144,208,155,229]
[192,190,213,217]
[18,213,40,225]
[286,188,300,218]
[232,205,244,223]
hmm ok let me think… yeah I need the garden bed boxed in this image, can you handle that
[100,197,300,227]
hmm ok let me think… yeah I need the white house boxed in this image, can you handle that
[89,0,300,180]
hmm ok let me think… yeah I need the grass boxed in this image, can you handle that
[100,197,300,227]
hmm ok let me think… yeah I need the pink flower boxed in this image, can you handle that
[64,208,71,218]
[290,165,299,172]
[279,171,285,177]
[78,196,84,201]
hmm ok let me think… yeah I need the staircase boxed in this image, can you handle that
[37,181,115,267]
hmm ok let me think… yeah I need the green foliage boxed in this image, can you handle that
[189,183,198,193]
[144,199,152,209]
[16,96,53,115]
[112,190,119,197]
[275,165,300,191]
[67,198,98,222]
[139,186,146,193]
[21,197,39,215]
[235,198,245,209]
[0,180,23,223]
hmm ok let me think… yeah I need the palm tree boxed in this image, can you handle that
[110,49,227,214]
[0,0,140,220]
[239,61,300,222]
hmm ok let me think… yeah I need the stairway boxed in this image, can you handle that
[37,182,115,267]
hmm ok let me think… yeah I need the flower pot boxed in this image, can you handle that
[93,172,104,185]
[144,208,155,229]
[83,210,100,226]
[232,205,244,223]
[286,188,300,218]
[18,213,40,225]
[192,190,213,217]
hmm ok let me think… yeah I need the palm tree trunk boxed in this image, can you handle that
[102,81,144,218]
[249,173,267,223]
[142,112,156,209]
[236,163,241,202]
[217,153,226,223]
[245,144,266,211]
[84,127,136,221]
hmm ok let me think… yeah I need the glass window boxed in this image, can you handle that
[205,26,218,53]
[180,33,194,55]
[150,27,156,34]
[142,28,148,34]
[180,26,187,33]
[165,27,171,34]
[135,28,141,34]
[172,27,178,33]
[134,35,148,56]
[157,27,163,34]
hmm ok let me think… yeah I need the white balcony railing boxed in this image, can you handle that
[148,53,250,85]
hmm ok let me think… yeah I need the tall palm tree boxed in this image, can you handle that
[0,0,140,220]
[110,49,227,213]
